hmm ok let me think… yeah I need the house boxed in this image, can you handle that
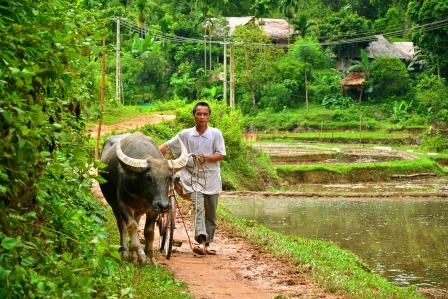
[336,35,415,70]
[224,16,293,44]
[340,72,366,101]
[367,35,414,61]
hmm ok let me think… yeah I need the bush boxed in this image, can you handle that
[424,132,448,152]
[321,94,354,109]
[0,1,130,297]
[259,82,295,111]
[369,57,410,98]
[415,74,448,121]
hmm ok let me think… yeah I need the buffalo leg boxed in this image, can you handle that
[112,208,129,259]
[127,216,146,264]
[144,213,158,264]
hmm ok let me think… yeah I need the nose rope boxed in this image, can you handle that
[189,155,207,248]
[168,155,207,252]
[189,154,206,193]
[168,179,194,251]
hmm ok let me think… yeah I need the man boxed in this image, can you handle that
[159,102,226,255]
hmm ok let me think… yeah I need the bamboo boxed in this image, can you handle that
[95,40,106,160]
[229,44,235,107]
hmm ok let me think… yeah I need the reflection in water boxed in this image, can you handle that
[222,197,448,290]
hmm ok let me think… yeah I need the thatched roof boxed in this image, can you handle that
[340,72,366,86]
[225,16,292,41]
[367,35,414,61]
[226,17,254,35]
[256,18,293,41]
[393,42,415,57]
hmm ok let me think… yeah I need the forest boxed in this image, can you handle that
[0,0,447,297]
[85,0,447,150]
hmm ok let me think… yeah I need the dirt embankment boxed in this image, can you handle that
[89,114,176,137]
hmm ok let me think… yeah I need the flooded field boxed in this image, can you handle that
[222,196,448,290]
[252,142,416,164]
[287,176,448,194]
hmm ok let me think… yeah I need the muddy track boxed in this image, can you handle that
[158,200,342,299]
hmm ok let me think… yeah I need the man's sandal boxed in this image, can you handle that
[206,248,216,255]
[192,246,206,256]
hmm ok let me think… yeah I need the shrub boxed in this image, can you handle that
[424,132,448,152]
[369,57,410,98]
[259,82,295,111]
[415,74,448,122]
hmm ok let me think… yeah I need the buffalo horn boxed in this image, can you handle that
[116,139,148,172]
[167,136,188,169]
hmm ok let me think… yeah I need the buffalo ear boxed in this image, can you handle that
[144,162,152,178]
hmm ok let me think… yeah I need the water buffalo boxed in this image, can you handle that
[99,132,187,264]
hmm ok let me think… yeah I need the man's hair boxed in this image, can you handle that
[192,101,211,115]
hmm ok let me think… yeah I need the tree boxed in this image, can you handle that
[290,13,315,39]
[317,9,372,59]
[251,0,271,19]
[408,0,448,78]
[369,56,410,98]
[415,74,448,122]
[289,37,327,110]
[233,25,282,112]
[278,0,300,20]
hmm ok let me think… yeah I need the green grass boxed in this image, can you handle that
[257,130,418,145]
[242,104,428,132]
[103,207,192,299]
[218,208,422,299]
[277,156,442,174]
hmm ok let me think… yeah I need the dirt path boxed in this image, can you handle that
[157,201,342,299]
[89,114,176,137]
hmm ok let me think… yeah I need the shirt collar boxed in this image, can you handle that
[191,126,212,139]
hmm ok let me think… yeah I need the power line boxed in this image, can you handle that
[116,17,448,49]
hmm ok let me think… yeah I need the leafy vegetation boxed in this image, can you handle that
[90,0,448,152]
[0,2,189,298]
[2,0,448,296]
[218,208,422,298]
[0,1,130,297]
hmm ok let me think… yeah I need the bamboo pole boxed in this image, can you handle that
[223,41,227,104]
[95,40,106,160]
[116,17,122,104]
[229,44,235,107]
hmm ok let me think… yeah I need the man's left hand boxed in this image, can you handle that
[197,154,206,164]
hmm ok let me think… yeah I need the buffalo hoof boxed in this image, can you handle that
[143,256,157,266]
[120,249,130,260]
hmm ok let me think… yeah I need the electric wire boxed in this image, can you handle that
[116,17,448,49]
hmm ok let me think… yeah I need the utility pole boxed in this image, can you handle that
[209,25,212,71]
[116,17,122,104]
[223,41,227,104]
[229,43,235,108]
[204,24,207,74]
[96,40,106,160]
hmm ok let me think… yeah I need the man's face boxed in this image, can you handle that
[194,105,210,127]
